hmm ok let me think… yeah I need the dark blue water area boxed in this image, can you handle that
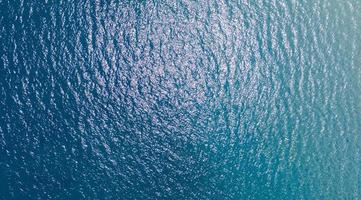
[1,0,361,199]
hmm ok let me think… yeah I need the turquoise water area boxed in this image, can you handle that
[1,0,361,199]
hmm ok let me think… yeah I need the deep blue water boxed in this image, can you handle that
[1,0,361,199]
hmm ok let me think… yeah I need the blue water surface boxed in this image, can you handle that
[1,0,361,199]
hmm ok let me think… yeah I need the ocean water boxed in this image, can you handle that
[1,0,361,199]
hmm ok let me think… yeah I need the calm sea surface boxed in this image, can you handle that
[1,0,361,199]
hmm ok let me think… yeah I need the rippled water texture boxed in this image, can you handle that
[1,0,361,199]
